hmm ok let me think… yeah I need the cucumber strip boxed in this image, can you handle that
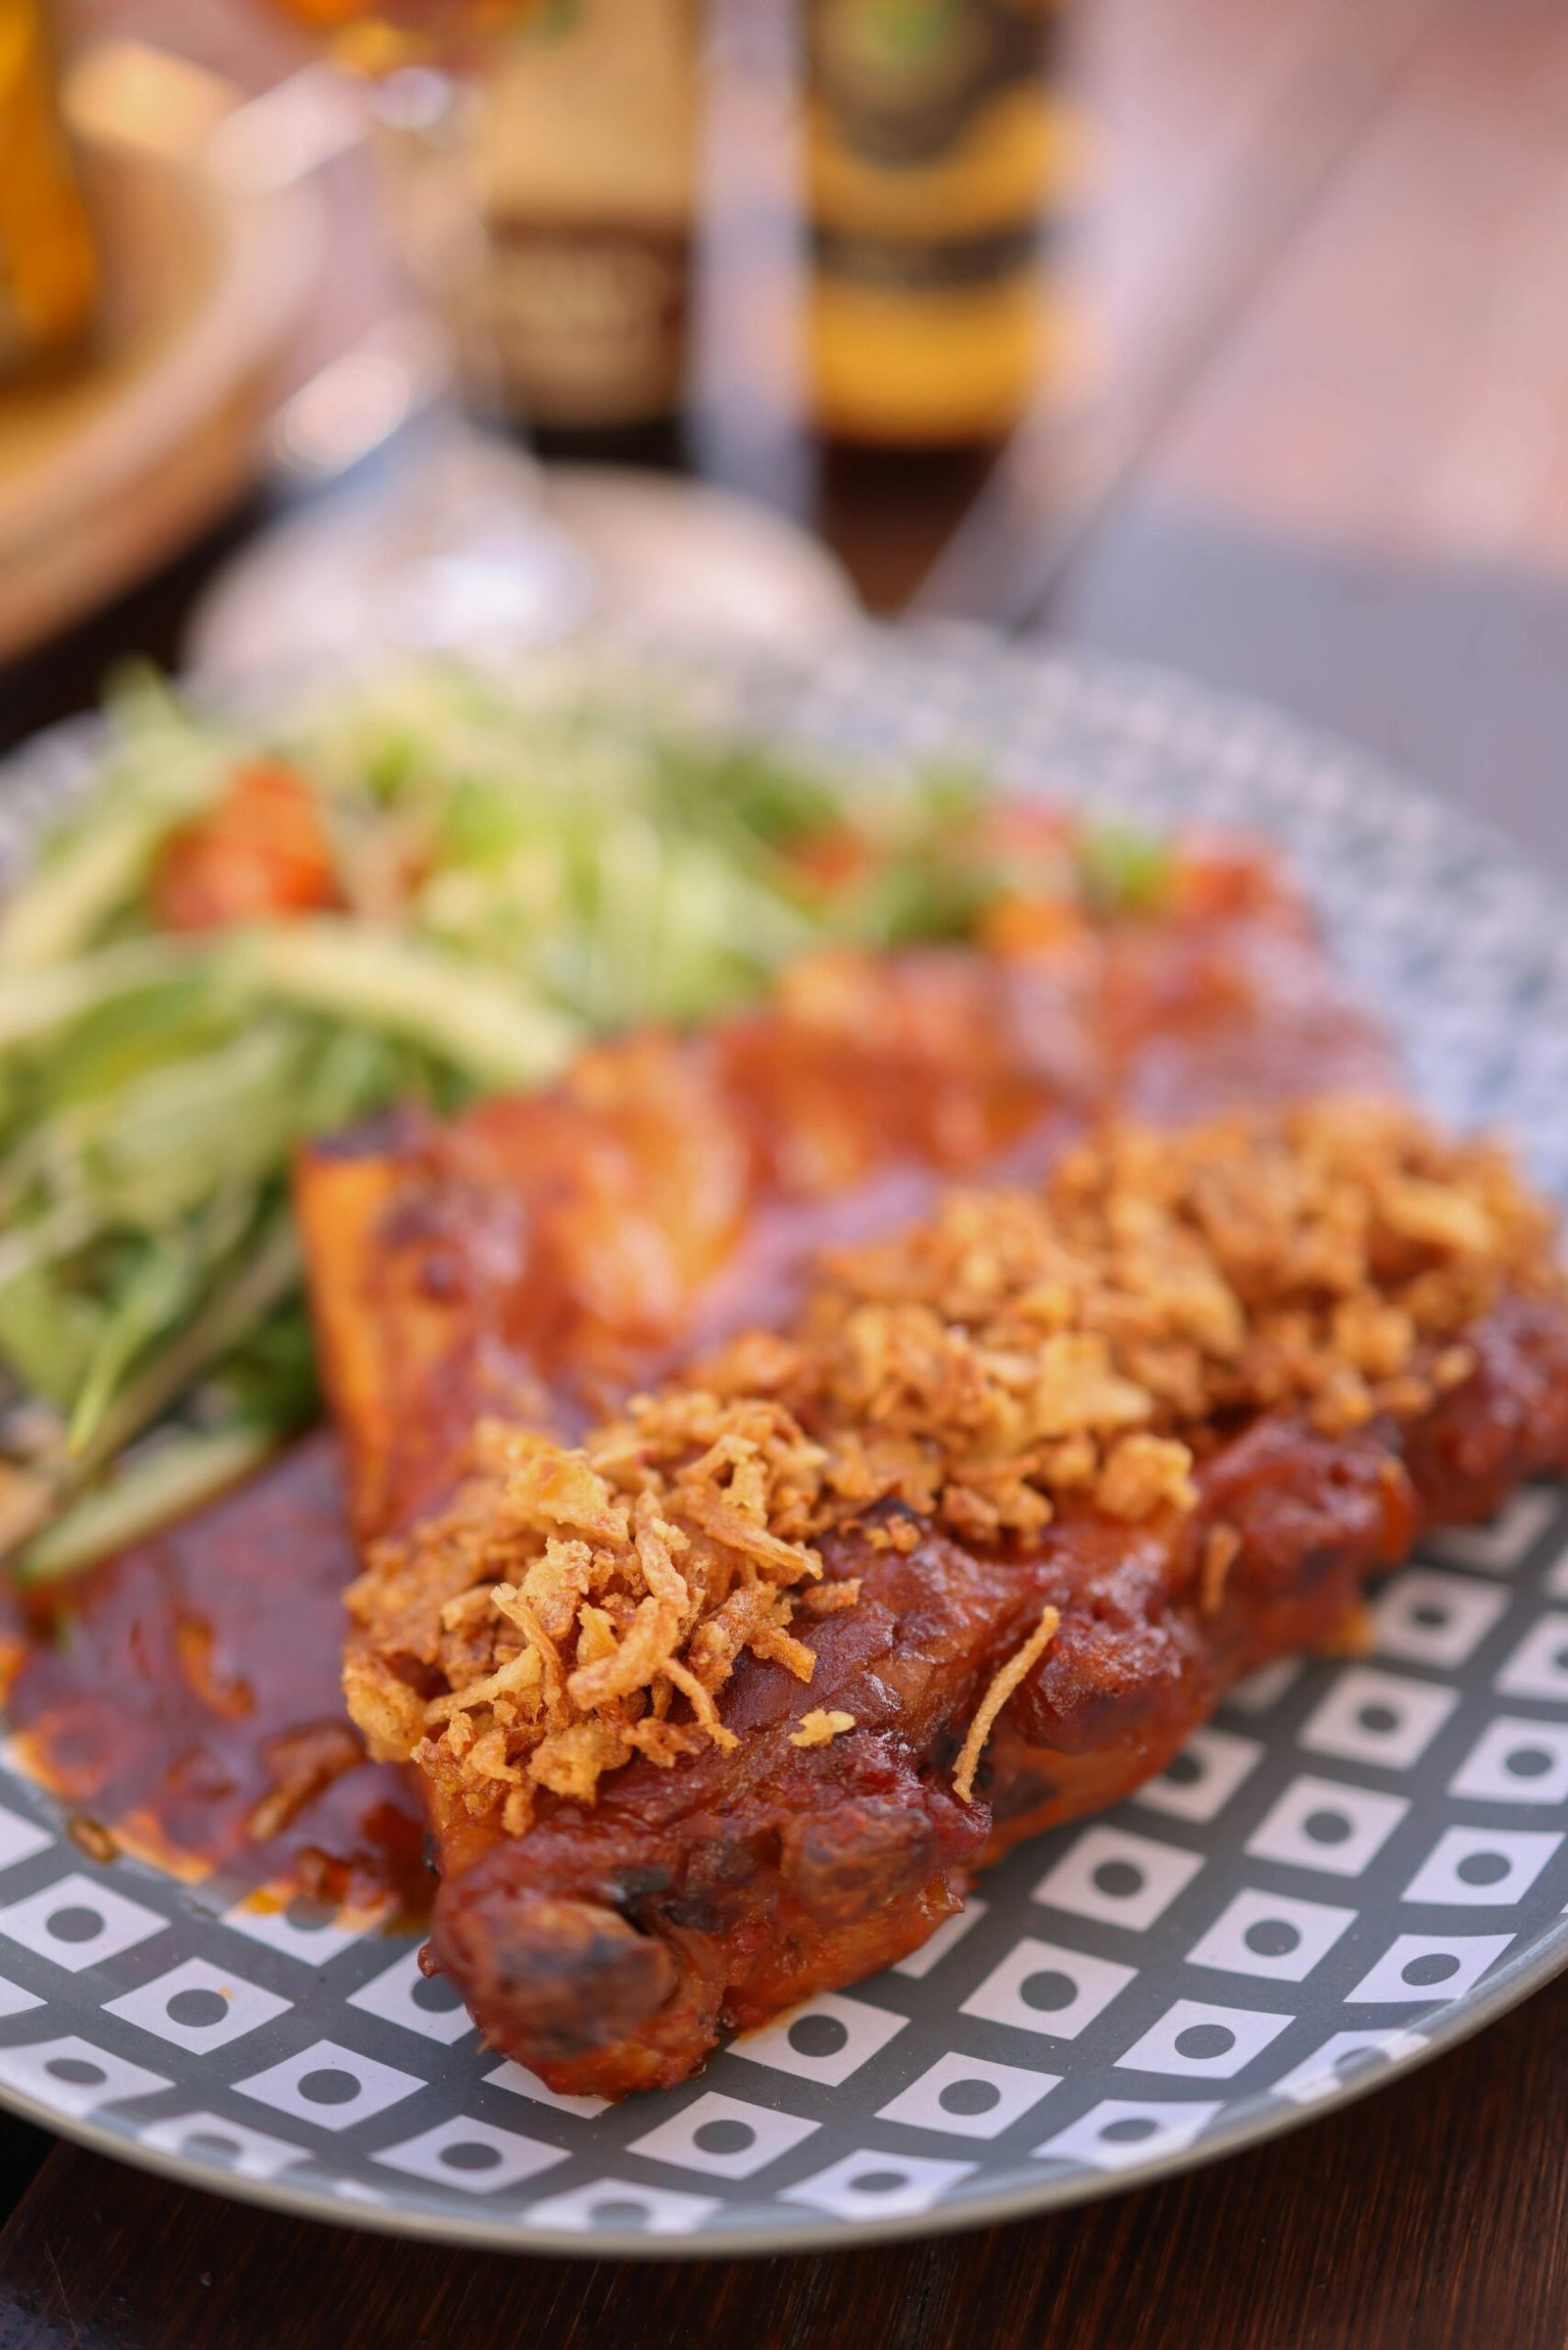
[73,1211,303,1477]
[228,921,581,1093]
[14,1422,282,1585]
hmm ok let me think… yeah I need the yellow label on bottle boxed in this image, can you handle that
[806,0,1077,446]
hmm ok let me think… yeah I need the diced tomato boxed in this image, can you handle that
[153,762,342,933]
[979,893,1092,960]
[785,825,877,894]
[1171,836,1288,923]
[987,802,1073,856]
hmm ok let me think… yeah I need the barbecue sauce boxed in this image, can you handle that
[0,876,1388,1921]
[2,1436,428,1923]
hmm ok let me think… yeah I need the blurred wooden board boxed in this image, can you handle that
[914,0,1440,617]
[0,107,316,664]
[1145,0,1568,570]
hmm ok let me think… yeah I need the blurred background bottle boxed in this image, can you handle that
[466,0,701,464]
[805,0,1077,449]
[277,0,704,464]
[0,0,99,383]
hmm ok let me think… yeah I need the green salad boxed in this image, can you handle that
[0,656,1155,1585]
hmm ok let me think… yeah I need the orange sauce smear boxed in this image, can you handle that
[2,1436,429,1924]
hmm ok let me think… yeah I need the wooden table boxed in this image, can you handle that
[4,0,1568,2340]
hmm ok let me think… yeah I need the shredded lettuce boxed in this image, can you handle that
[0,655,1173,1575]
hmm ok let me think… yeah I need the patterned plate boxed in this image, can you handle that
[1,626,1567,2258]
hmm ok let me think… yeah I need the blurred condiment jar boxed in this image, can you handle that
[0,0,99,381]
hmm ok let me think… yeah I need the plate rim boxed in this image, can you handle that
[4,1913,1566,2261]
[1,622,1565,2258]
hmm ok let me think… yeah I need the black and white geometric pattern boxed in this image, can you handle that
[0,630,1565,2256]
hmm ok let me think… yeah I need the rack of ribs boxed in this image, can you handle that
[296,842,1568,2099]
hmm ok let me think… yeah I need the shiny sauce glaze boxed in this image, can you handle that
[2,1436,429,1922]
[301,861,1392,1545]
[3,858,1388,1916]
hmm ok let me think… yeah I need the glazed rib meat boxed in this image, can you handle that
[298,841,1388,1541]
[295,845,1568,2100]
[331,1106,1568,2097]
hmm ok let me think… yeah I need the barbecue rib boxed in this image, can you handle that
[296,846,1568,2100]
[298,843,1388,1542]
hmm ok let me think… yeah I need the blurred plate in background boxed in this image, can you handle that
[185,440,861,678]
[0,47,318,664]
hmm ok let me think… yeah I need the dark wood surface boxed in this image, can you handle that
[6,0,1568,2341]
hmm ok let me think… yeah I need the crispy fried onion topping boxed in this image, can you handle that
[344,1402,829,1837]
[344,1098,1562,1829]
[954,1605,1060,1804]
